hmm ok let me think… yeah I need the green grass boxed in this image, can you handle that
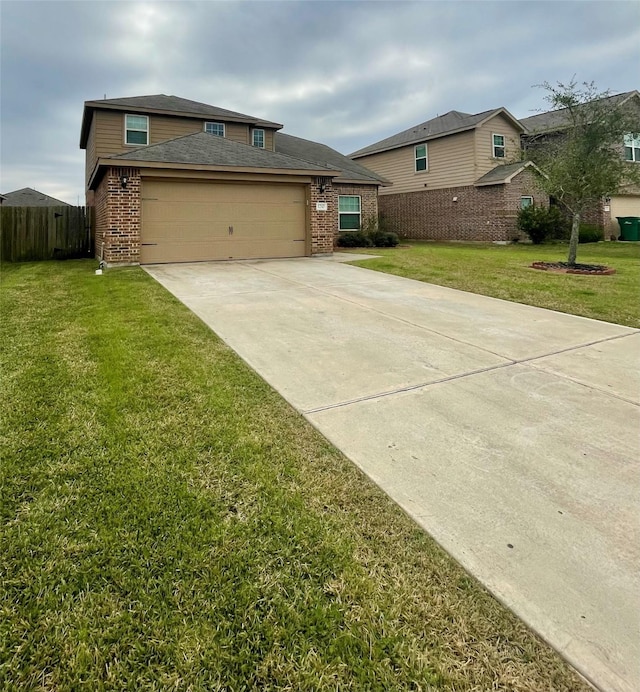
[349,242,640,328]
[1,260,591,691]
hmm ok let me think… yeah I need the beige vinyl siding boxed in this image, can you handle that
[91,110,261,159]
[474,114,522,178]
[85,117,97,184]
[360,130,476,195]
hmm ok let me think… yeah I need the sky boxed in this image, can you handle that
[1,0,638,205]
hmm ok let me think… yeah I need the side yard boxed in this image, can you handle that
[0,260,591,691]
[349,242,640,328]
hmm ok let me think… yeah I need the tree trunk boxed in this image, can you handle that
[567,211,580,266]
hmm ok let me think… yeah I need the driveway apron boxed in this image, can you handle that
[145,257,640,692]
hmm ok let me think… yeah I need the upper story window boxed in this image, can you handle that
[252,129,265,148]
[125,114,149,145]
[415,144,428,172]
[624,134,640,162]
[204,122,225,137]
[338,195,361,230]
[492,134,506,158]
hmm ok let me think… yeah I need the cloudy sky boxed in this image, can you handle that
[1,0,638,204]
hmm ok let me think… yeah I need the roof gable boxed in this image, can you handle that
[350,107,522,158]
[80,94,282,148]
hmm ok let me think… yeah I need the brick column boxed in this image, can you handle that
[97,167,141,265]
[310,177,337,254]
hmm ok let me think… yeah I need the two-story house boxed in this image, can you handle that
[80,95,386,265]
[520,90,640,238]
[349,108,546,242]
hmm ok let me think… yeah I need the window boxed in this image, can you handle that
[624,133,640,162]
[125,114,149,145]
[338,195,361,230]
[252,129,265,148]
[415,144,428,172]
[204,122,225,137]
[492,134,505,158]
[520,196,533,209]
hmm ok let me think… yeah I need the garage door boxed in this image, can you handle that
[141,181,307,263]
[608,195,640,236]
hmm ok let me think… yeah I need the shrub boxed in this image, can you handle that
[578,224,604,243]
[369,230,400,247]
[337,231,373,248]
[517,205,568,244]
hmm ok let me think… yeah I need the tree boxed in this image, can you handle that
[524,81,640,265]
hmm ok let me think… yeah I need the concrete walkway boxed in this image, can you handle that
[145,257,640,692]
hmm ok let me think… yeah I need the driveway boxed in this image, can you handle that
[145,256,640,692]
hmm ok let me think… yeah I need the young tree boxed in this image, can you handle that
[524,81,640,265]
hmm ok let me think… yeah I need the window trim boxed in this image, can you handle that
[492,133,506,159]
[124,114,149,146]
[338,195,361,231]
[204,121,225,137]
[624,133,640,162]
[414,143,428,172]
[520,196,534,210]
[252,128,265,148]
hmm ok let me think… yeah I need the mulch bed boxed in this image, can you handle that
[530,261,615,275]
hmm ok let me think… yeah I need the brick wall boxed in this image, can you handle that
[380,169,547,242]
[94,167,141,264]
[309,177,336,254]
[333,183,379,233]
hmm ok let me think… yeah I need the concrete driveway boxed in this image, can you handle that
[145,256,640,692]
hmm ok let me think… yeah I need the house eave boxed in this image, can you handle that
[88,158,341,190]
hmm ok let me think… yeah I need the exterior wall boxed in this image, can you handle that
[356,130,476,195]
[309,178,337,254]
[94,167,141,264]
[97,170,339,263]
[86,110,279,185]
[474,113,522,179]
[334,183,379,233]
[379,169,547,242]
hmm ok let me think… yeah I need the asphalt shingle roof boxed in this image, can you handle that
[275,132,388,184]
[109,131,339,173]
[0,187,70,207]
[474,161,537,186]
[520,91,638,134]
[350,108,518,158]
[84,94,282,128]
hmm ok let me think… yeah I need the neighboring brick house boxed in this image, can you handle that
[80,94,385,265]
[350,108,547,241]
[351,92,639,242]
[1,187,71,207]
[521,90,640,238]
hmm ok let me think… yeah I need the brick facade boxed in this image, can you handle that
[94,167,141,265]
[379,169,547,242]
[94,171,379,264]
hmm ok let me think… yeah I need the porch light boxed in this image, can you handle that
[120,175,129,189]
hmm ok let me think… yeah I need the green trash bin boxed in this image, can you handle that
[617,217,640,241]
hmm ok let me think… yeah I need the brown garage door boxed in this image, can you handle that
[141,180,307,263]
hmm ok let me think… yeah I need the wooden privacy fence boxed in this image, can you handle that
[1,206,93,262]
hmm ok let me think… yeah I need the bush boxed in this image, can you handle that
[368,230,400,247]
[337,231,373,248]
[517,205,568,244]
[578,224,604,243]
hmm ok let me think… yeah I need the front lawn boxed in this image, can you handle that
[349,242,640,328]
[1,260,590,690]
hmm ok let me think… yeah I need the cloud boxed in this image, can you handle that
[1,0,638,204]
